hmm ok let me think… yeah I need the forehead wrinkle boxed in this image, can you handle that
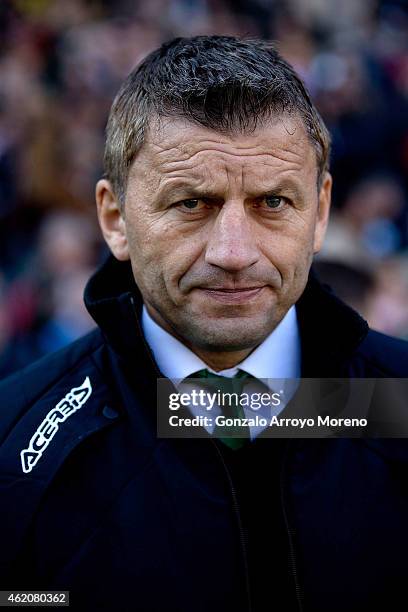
[134,119,317,199]
[155,162,224,197]
[156,173,210,195]
[151,136,265,156]
[144,124,313,172]
[157,145,307,167]
[153,113,308,145]
[149,125,307,155]
[145,114,315,167]
[151,148,309,183]
[151,148,314,197]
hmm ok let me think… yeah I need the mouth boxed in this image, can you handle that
[198,286,266,304]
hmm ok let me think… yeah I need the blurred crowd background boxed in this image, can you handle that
[1,0,408,378]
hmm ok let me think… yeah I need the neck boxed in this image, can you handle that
[185,346,253,372]
[144,302,256,372]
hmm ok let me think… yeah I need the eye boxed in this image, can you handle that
[264,195,285,209]
[181,199,200,210]
[176,198,215,214]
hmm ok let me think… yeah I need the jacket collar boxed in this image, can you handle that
[84,254,369,377]
[296,268,369,375]
[83,256,408,468]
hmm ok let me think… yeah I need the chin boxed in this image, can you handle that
[184,318,274,352]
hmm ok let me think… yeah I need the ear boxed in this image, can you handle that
[313,172,332,254]
[95,179,129,261]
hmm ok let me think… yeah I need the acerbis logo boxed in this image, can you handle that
[20,376,92,474]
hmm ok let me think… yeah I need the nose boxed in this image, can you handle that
[204,201,260,272]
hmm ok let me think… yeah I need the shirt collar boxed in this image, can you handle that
[141,304,300,380]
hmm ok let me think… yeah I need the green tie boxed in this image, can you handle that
[191,368,251,450]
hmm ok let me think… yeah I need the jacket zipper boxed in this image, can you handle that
[211,441,252,612]
[130,294,249,610]
[280,439,304,612]
[129,294,268,610]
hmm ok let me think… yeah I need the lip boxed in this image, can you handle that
[198,286,266,304]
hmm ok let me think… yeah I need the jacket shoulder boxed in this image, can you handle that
[0,328,104,444]
[356,329,408,376]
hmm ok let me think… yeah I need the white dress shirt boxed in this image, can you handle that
[142,305,301,440]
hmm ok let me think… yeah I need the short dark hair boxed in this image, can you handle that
[104,35,331,207]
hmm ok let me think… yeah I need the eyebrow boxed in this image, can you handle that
[262,179,305,203]
[157,178,305,205]
[157,185,222,204]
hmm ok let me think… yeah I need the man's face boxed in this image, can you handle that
[97,115,331,354]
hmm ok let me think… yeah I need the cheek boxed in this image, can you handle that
[126,215,205,286]
[126,214,168,264]
[262,220,315,274]
[124,218,165,294]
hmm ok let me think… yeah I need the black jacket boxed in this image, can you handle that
[0,255,408,612]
